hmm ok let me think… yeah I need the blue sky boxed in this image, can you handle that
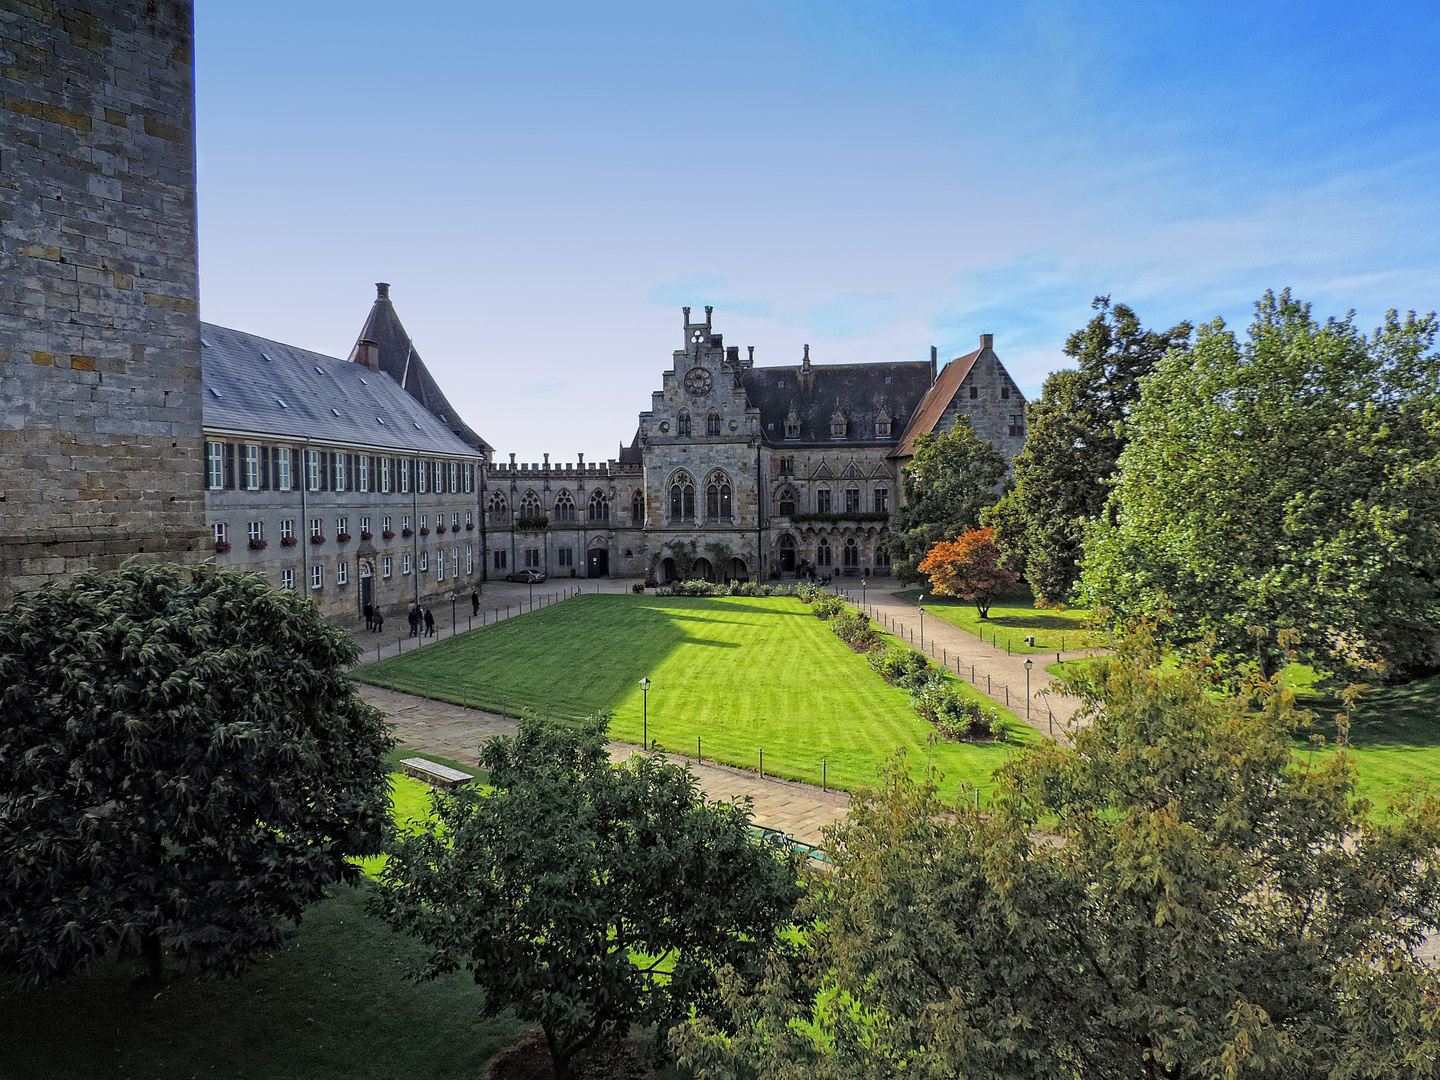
[194,1,1440,459]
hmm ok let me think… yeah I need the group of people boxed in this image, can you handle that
[362,604,386,633]
[362,591,483,640]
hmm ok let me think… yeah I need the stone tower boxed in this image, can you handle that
[0,1,206,604]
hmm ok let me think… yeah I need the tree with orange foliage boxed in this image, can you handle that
[917,527,1016,618]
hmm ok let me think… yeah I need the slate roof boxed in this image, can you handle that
[891,348,982,458]
[349,283,493,453]
[618,429,644,465]
[741,360,934,449]
[200,322,482,458]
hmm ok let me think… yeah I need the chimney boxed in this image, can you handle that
[930,345,937,383]
[356,338,381,371]
[747,345,755,365]
[543,452,550,468]
[802,344,811,374]
[726,345,739,365]
[376,282,390,301]
[705,305,713,328]
[578,452,584,467]
[980,333,994,350]
[683,306,691,324]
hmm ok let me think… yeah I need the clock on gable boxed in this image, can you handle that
[684,367,713,396]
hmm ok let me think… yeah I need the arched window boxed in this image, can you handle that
[488,490,508,514]
[875,540,888,567]
[778,533,797,573]
[816,537,832,566]
[631,489,644,524]
[843,537,860,567]
[677,410,691,437]
[669,471,695,522]
[705,471,732,520]
[589,489,610,521]
[777,486,796,517]
[706,411,721,436]
[519,490,542,518]
[553,490,575,521]
[784,405,800,440]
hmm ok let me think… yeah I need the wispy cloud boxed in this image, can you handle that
[647,274,775,320]
[521,380,566,399]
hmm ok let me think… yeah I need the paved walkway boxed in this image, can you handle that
[837,582,1095,743]
[360,684,851,849]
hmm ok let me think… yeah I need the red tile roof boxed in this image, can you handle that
[889,348,982,458]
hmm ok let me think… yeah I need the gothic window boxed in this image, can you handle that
[677,410,692,437]
[705,473,733,520]
[631,489,644,523]
[874,486,889,513]
[829,401,847,439]
[777,486,797,517]
[554,491,575,521]
[784,405,800,440]
[519,490,542,518]
[816,538,833,567]
[816,488,832,514]
[589,489,610,521]
[843,537,860,567]
[669,471,695,522]
[706,411,721,436]
[845,487,861,514]
[488,490,508,514]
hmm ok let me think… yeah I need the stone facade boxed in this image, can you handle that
[0,1,207,604]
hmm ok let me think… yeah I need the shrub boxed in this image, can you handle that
[829,610,881,652]
[811,595,846,621]
[911,680,1004,740]
[796,583,824,605]
[868,643,932,686]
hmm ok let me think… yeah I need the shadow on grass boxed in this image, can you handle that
[982,614,1086,631]
[1306,675,1440,751]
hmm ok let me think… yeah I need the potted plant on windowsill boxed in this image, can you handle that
[419,527,430,536]
[465,522,475,530]
[401,528,413,538]
[359,530,373,541]
[310,534,325,545]
[382,530,395,540]
[280,536,298,547]
[214,541,231,553]
[436,524,447,534]
[336,532,352,543]
[248,538,268,551]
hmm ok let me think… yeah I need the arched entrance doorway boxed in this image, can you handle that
[778,534,796,574]
[728,557,748,582]
[359,560,374,614]
[692,557,714,582]
[661,557,677,583]
[587,545,609,578]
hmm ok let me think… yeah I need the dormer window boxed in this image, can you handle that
[829,401,847,439]
[784,405,800,440]
[875,404,892,439]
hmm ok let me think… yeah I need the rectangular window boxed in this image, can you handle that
[213,522,228,545]
[360,516,371,535]
[402,553,412,575]
[382,555,393,578]
[206,442,224,490]
[466,546,473,574]
[1001,385,1011,400]
[969,384,978,400]
[381,456,392,493]
[306,450,321,492]
[525,548,541,568]
[337,561,349,586]
[874,488,888,513]
[400,458,411,494]
[336,516,349,538]
[1009,414,1025,436]
[434,461,444,492]
[281,568,294,590]
[465,510,473,527]
[451,512,459,529]
[402,514,411,533]
[436,550,445,582]
[464,464,473,493]
[452,546,459,579]
[817,489,832,514]
[449,462,459,492]
[310,517,323,539]
[276,447,292,491]
[419,514,427,532]
[558,547,573,567]
[494,550,508,569]
[416,460,426,493]
[358,455,369,492]
[419,550,428,572]
[310,564,323,590]
[280,518,295,540]
[845,488,861,514]
[779,457,793,476]
[247,520,263,542]
[333,455,347,491]
[243,444,260,490]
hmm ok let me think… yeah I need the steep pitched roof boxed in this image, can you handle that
[619,429,644,465]
[741,359,933,449]
[200,323,480,457]
[890,347,982,458]
[349,283,493,453]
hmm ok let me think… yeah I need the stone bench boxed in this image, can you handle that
[400,757,475,789]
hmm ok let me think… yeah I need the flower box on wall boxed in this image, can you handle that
[401,528,413,538]
[419,527,430,536]
[248,538,268,551]
[382,530,396,540]
[436,525,447,534]
[359,531,373,541]
[214,541,231,554]
[310,535,326,545]
[336,533,352,543]
[465,522,475,531]
[280,537,299,548]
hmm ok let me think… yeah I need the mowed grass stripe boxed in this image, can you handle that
[355,594,1034,799]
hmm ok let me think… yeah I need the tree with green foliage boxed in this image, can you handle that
[1079,290,1440,676]
[672,623,1440,1079]
[0,564,395,992]
[988,297,1193,604]
[888,419,1008,583]
[372,714,803,1080]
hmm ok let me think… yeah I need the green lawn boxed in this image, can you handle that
[896,589,1098,654]
[1305,675,1440,810]
[356,593,1035,800]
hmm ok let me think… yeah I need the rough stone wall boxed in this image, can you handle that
[940,347,1028,464]
[0,1,206,605]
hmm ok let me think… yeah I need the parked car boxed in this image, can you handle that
[505,569,547,584]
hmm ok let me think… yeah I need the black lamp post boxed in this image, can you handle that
[1024,657,1033,721]
[449,591,457,634]
[639,677,651,749]
[918,593,925,649]
[528,576,534,611]
[861,578,867,611]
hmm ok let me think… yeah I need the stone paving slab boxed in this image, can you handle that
[358,684,850,849]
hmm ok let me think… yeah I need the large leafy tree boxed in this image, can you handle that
[989,298,1193,604]
[673,625,1440,1079]
[372,714,803,1080]
[888,419,1008,583]
[916,527,1016,617]
[0,564,395,991]
[1079,290,1440,676]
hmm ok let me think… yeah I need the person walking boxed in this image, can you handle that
[363,602,374,632]
[373,607,384,634]
[408,606,420,638]
[424,608,435,637]
[470,590,480,617]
